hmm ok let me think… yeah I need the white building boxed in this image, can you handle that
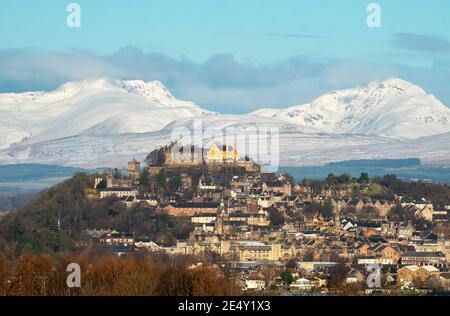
[99,188,138,199]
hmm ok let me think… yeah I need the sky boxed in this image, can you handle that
[0,0,450,113]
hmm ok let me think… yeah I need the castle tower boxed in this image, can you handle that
[128,159,141,180]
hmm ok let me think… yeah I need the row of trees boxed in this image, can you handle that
[0,192,38,212]
[326,173,370,186]
[302,173,449,208]
[373,174,449,207]
[0,251,238,296]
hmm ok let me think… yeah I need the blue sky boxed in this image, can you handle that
[1,0,450,113]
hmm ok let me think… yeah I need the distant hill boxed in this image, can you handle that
[0,164,87,182]
[327,158,421,168]
[280,159,450,184]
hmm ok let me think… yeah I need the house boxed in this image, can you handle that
[397,265,420,284]
[287,195,300,207]
[439,273,450,291]
[398,222,415,239]
[238,243,283,261]
[368,244,401,264]
[99,188,138,199]
[415,205,435,221]
[356,243,371,257]
[242,279,266,291]
[357,256,394,265]
[160,202,221,217]
[272,192,285,204]
[191,213,217,224]
[290,278,315,291]
[397,265,440,285]
[100,232,135,246]
[297,262,339,273]
[134,238,160,251]
[258,193,274,209]
[106,176,134,189]
[341,218,357,232]
[401,251,446,266]
[262,180,292,196]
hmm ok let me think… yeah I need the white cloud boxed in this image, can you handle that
[0,47,449,113]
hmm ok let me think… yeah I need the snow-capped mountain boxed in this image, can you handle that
[252,78,450,139]
[0,77,449,168]
[0,78,210,149]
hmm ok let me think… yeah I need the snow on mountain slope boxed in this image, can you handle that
[0,78,209,148]
[3,117,449,168]
[282,131,450,167]
[1,77,450,168]
[161,114,320,135]
[0,120,397,168]
[252,78,450,139]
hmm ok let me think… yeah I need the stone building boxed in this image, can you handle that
[128,159,141,180]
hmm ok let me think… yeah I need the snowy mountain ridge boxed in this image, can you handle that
[0,78,210,148]
[0,77,450,168]
[252,78,450,139]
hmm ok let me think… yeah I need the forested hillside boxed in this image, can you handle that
[0,173,192,258]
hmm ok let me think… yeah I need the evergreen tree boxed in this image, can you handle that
[359,172,370,184]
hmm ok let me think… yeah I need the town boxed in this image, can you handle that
[81,142,450,295]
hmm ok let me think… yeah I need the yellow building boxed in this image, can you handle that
[239,243,282,261]
[207,144,238,162]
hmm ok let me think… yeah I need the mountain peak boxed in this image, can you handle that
[367,78,426,95]
[253,78,450,139]
[0,78,208,149]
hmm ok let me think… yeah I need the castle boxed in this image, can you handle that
[145,142,260,191]
[206,144,238,162]
[146,142,240,166]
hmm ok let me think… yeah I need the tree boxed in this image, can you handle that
[268,208,285,226]
[336,174,351,184]
[280,271,294,285]
[327,262,350,291]
[139,169,150,190]
[376,174,404,192]
[284,173,296,186]
[156,168,166,190]
[155,267,193,296]
[359,172,370,184]
[168,175,182,192]
[327,173,351,185]
[307,199,333,219]
[0,253,8,295]
[326,173,336,185]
